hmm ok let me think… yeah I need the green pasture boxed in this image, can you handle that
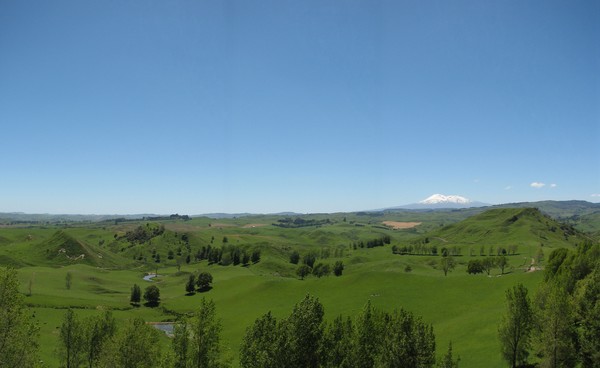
[1,207,591,367]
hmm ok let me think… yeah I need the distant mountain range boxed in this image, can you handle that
[1,198,598,223]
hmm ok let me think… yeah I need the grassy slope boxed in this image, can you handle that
[0,208,592,367]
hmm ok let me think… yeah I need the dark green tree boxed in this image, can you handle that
[186,274,196,295]
[437,342,460,368]
[333,261,344,276]
[130,283,141,305]
[466,260,484,274]
[251,249,261,264]
[196,272,213,292]
[296,264,311,280]
[497,255,508,275]
[143,285,160,307]
[290,251,300,265]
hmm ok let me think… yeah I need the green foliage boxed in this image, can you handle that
[239,312,280,368]
[534,283,577,368]
[333,261,344,276]
[437,342,460,368]
[83,311,116,368]
[0,268,39,368]
[289,251,300,264]
[312,263,330,278]
[498,284,534,368]
[440,256,456,276]
[143,285,160,307]
[189,298,222,368]
[575,264,600,367]
[196,272,213,292]
[296,264,311,280]
[58,309,84,368]
[130,283,141,305]
[65,271,72,290]
[186,274,196,294]
[466,259,484,274]
[99,317,162,368]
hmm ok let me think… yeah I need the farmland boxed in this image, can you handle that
[0,204,598,367]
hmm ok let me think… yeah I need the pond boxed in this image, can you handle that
[148,322,175,336]
[143,273,161,282]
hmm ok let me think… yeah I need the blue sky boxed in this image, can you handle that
[1,0,598,214]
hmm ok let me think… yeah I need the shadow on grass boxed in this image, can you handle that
[143,301,160,308]
[198,286,213,293]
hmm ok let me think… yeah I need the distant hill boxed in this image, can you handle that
[38,230,124,267]
[412,207,592,250]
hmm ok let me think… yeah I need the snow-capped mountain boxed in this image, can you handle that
[419,194,471,205]
[390,194,490,210]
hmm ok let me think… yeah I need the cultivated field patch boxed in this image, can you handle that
[382,221,422,229]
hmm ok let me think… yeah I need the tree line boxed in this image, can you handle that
[498,240,599,367]
[289,250,344,279]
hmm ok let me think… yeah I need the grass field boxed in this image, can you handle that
[1,207,594,367]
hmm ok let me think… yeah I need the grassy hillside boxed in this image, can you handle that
[411,208,590,251]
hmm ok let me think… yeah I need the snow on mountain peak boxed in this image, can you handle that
[419,194,472,205]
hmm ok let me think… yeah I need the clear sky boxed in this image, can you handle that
[1,0,598,214]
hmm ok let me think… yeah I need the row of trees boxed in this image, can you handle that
[498,241,599,367]
[466,256,509,275]
[394,244,519,257]
[193,245,261,267]
[240,294,458,368]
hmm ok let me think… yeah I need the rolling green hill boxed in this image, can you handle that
[412,207,590,251]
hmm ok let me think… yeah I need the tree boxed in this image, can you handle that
[321,315,354,368]
[99,317,161,368]
[196,272,213,292]
[186,274,196,295]
[130,284,141,305]
[66,271,73,290]
[467,259,484,274]
[497,255,508,275]
[290,251,300,265]
[535,284,577,368]
[440,256,456,276]
[143,285,161,307]
[302,253,317,268]
[0,268,39,368]
[354,301,382,368]
[482,257,496,276]
[285,295,324,368]
[333,261,344,276]
[296,265,311,280]
[240,312,280,368]
[172,321,189,368]
[379,308,436,368]
[498,283,534,368]
[59,309,84,368]
[575,266,600,367]
[437,342,460,368]
[251,249,261,264]
[82,311,116,368]
[190,298,222,368]
[312,263,330,278]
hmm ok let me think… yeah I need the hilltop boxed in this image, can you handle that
[411,207,590,251]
